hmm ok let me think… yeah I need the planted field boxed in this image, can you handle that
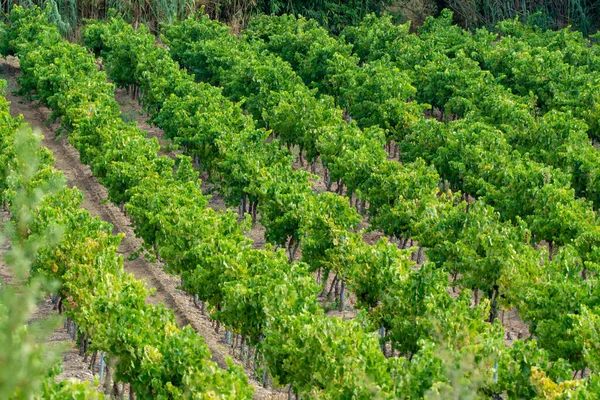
[1,4,600,399]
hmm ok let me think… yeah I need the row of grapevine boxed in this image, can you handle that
[0,84,251,397]
[81,15,492,398]
[0,6,420,398]
[160,10,600,374]
[245,12,600,238]
[83,11,600,399]
[338,11,600,210]
[158,12,596,269]
[7,4,599,396]
[470,18,600,140]
[341,10,600,141]
[0,82,106,399]
[339,14,600,375]
[237,12,600,375]
[156,13,532,322]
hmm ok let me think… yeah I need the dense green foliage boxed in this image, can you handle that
[161,10,600,396]
[0,7,252,398]
[82,14,452,398]
[69,8,600,398]
[1,6,421,398]
[4,3,600,397]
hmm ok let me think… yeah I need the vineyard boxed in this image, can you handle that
[1,3,600,399]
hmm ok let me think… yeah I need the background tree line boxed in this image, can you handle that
[1,0,599,36]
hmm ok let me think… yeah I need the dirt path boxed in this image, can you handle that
[0,58,282,399]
